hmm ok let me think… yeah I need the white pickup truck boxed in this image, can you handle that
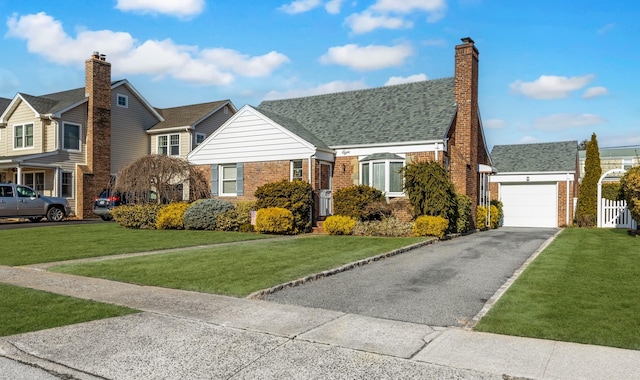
[0,183,71,222]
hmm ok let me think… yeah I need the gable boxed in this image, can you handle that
[258,78,456,147]
[188,106,321,165]
[491,141,578,173]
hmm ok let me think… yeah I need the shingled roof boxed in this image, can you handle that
[491,141,578,173]
[151,100,230,131]
[257,78,456,147]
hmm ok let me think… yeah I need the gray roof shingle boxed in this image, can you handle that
[151,101,230,131]
[257,78,456,147]
[491,141,578,173]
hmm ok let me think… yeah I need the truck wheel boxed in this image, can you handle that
[46,206,65,222]
[100,215,113,221]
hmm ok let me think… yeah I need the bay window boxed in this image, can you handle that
[360,154,404,195]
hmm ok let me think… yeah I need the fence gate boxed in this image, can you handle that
[597,168,638,229]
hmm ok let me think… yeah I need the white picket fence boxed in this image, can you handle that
[599,198,637,229]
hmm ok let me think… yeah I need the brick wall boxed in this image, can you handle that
[77,52,112,218]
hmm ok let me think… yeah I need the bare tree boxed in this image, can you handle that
[113,155,210,204]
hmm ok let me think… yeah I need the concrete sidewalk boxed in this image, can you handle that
[1,265,638,379]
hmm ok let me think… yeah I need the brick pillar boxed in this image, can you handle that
[451,37,480,225]
[77,52,111,218]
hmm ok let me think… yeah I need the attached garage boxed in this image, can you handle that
[489,141,579,228]
[500,183,557,228]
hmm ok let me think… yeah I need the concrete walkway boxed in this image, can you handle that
[1,263,639,379]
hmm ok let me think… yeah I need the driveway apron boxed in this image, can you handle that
[264,227,558,327]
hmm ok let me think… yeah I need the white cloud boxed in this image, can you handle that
[279,0,323,14]
[371,0,447,22]
[345,12,412,34]
[518,135,541,144]
[483,118,507,129]
[598,23,615,35]
[325,0,344,14]
[510,74,595,99]
[582,86,609,99]
[385,74,427,86]
[599,133,640,147]
[263,80,368,100]
[116,0,205,18]
[6,13,289,86]
[533,113,606,130]
[320,44,413,71]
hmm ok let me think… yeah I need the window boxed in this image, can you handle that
[117,94,128,108]
[0,185,14,197]
[158,134,180,156]
[220,164,237,196]
[291,160,303,181]
[63,122,81,151]
[61,172,73,198]
[22,172,45,192]
[360,155,404,195]
[195,133,206,146]
[14,123,34,149]
[16,185,37,198]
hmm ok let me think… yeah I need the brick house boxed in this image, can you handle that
[188,37,493,226]
[0,53,235,218]
[489,141,579,228]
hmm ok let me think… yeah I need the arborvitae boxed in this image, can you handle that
[575,133,601,226]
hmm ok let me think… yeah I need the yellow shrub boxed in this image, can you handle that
[476,206,489,229]
[255,207,294,234]
[412,215,449,238]
[156,202,190,230]
[490,205,500,229]
[323,215,357,235]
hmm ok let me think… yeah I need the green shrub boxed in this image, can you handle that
[490,200,504,227]
[602,182,624,201]
[323,215,357,235]
[156,202,190,230]
[575,134,601,227]
[476,206,489,229]
[412,215,449,238]
[621,166,640,225]
[455,194,472,233]
[215,200,257,231]
[255,180,312,233]
[352,217,412,237]
[254,207,294,234]
[333,185,386,221]
[111,204,164,229]
[183,198,234,230]
[489,205,500,229]
[402,161,457,222]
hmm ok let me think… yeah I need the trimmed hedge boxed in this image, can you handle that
[255,180,312,233]
[455,194,472,233]
[156,202,190,230]
[183,198,234,230]
[216,200,256,232]
[111,204,164,229]
[412,215,449,238]
[323,215,357,235]
[352,217,412,237]
[333,185,386,221]
[255,207,294,234]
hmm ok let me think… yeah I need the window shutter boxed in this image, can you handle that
[237,163,244,196]
[211,165,218,196]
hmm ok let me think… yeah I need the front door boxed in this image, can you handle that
[319,162,332,216]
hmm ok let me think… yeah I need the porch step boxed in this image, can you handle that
[312,220,326,234]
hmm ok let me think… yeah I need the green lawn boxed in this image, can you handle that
[0,283,138,337]
[475,228,640,350]
[0,223,269,266]
[50,235,427,297]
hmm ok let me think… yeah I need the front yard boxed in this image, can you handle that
[475,228,640,350]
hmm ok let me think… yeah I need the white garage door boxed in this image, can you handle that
[500,183,557,228]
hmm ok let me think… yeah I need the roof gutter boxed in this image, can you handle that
[146,126,193,134]
[330,139,445,150]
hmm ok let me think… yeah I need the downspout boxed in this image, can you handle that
[44,114,59,150]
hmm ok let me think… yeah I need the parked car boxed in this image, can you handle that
[93,190,125,221]
[0,183,71,222]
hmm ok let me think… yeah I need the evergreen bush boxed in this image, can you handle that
[255,180,312,233]
[489,204,500,229]
[215,200,257,231]
[490,200,504,227]
[602,182,624,201]
[575,134,601,227]
[183,198,234,230]
[455,194,472,233]
[412,215,449,238]
[476,206,489,229]
[254,207,294,234]
[620,166,640,227]
[156,202,190,230]
[323,215,357,235]
[352,217,412,237]
[111,204,164,229]
[333,185,386,221]
[402,161,457,223]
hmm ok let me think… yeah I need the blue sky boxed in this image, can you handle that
[1,0,638,149]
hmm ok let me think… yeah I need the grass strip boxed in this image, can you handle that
[475,228,640,350]
[51,235,427,297]
[0,283,138,337]
[0,223,269,266]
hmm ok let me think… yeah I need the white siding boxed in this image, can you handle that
[189,107,316,164]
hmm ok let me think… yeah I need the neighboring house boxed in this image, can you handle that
[489,141,579,228]
[188,37,493,226]
[578,145,640,181]
[0,52,235,218]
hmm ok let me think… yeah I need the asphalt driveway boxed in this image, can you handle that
[264,227,559,327]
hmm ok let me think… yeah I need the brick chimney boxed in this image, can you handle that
[76,52,111,218]
[449,37,481,224]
